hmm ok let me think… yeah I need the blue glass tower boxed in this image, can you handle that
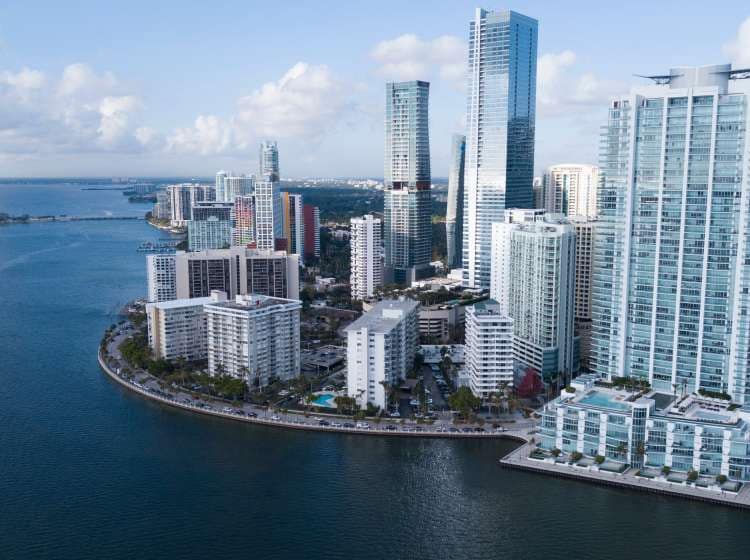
[446,134,466,269]
[462,9,538,288]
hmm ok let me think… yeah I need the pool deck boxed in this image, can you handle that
[500,442,750,511]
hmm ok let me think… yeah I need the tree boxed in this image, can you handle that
[551,448,561,457]
[687,469,699,482]
[448,387,481,419]
[661,465,671,476]
[716,474,728,485]
[594,455,605,465]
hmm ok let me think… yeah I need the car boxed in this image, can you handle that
[331,421,342,427]
[435,426,447,432]
[246,411,258,418]
[495,426,507,432]
[461,427,473,433]
[474,427,485,432]
[343,423,355,428]
[270,414,281,421]
[355,422,370,429]
[390,410,401,418]
[385,424,397,431]
[414,426,424,432]
[223,407,234,413]
[318,420,330,426]
[449,427,459,433]
[409,399,420,406]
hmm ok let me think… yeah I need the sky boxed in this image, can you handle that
[1,0,750,178]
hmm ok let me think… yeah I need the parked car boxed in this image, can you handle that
[270,414,281,421]
[355,422,370,429]
[318,420,330,426]
[246,411,258,418]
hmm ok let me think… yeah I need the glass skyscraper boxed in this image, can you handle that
[259,141,280,182]
[446,134,466,269]
[591,64,750,406]
[383,80,432,284]
[462,8,538,288]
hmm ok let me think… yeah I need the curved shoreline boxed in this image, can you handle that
[98,349,530,441]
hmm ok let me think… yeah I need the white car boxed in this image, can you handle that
[355,422,370,429]
[409,399,420,406]
[270,414,281,421]
[390,410,401,418]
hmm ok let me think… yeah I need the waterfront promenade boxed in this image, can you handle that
[500,441,750,511]
[98,348,532,441]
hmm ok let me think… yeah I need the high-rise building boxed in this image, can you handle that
[491,213,577,384]
[345,299,419,410]
[541,164,600,218]
[532,177,544,210]
[446,134,466,269]
[167,183,215,226]
[205,294,301,387]
[280,192,305,264]
[146,254,176,302]
[187,202,233,251]
[383,80,432,285]
[215,170,228,202]
[173,247,299,301]
[254,180,282,250]
[463,9,538,288]
[146,290,227,361]
[259,141,280,182]
[465,300,514,398]
[571,217,595,370]
[303,204,320,259]
[591,64,750,405]
[153,189,171,221]
[232,195,256,246]
[350,215,383,301]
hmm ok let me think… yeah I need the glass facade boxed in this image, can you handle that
[591,66,750,405]
[446,134,466,268]
[383,81,432,284]
[463,9,538,288]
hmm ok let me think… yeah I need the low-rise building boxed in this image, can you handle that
[345,298,419,410]
[204,294,301,387]
[419,301,464,343]
[540,375,750,481]
[465,300,514,398]
[146,291,227,361]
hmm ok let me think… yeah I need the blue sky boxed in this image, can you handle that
[1,0,749,178]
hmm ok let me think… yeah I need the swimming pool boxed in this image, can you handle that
[311,392,337,409]
[579,391,631,411]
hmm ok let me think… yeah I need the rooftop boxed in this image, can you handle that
[205,294,299,312]
[345,298,418,334]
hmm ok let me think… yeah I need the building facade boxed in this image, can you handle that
[465,300,514,398]
[541,164,600,218]
[463,9,538,288]
[591,64,750,405]
[350,215,383,301]
[146,254,176,302]
[259,141,280,182]
[383,80,432,284]
[204,294,301,387]
[572,217,595,370]
[303,204,320,259]
[187,202,233,251]
[174,248,299,301]
[280,192,305,264]
[345,299,419,410]
[446,133,466,269]
[540,375,750,481]
[232,195,256,246]
[167,183,215,227]
[491,214,577,383]
[146,291,227,361]
[254,180,282,251]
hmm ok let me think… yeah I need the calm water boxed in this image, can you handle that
[1,184,749,559]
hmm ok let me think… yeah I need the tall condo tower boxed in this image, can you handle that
[591,64,750,404]
[542,164,600,218]
[462,9,538,288]
[259,141,280,182]
[446,134,466,269]
[383,80,432,285]
[350,214,383,300]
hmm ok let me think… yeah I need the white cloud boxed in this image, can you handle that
[724,16,750,67]
[167,62,355,156]
[371,34,465,85]
[0,63,146,158]
[537,50,623,117]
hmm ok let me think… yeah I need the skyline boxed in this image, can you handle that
[0,1,749,178]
